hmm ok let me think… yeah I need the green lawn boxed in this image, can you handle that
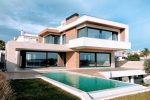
[10,78,80,100]
[113,91,150,100]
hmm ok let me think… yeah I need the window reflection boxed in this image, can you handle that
[97,53,110,66]
[88,28,100,38]
[44,34,60,44]
[78,27,118,41]
[25,51,65,68]
[47,53,58,66]
[26,52,46,67]
[101,30,112,40]
[78,28,87,37]
[80,52,111,67]
[80,53,95,67]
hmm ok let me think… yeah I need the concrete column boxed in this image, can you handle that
[60,35,63,45]
[127,77,130,83]
[128,76,134,83]
[57,53,65,66]
[111,51,115,68]
[66,51,79,69]
[6,42,18,72]
[130,76,134,83]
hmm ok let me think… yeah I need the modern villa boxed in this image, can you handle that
[6,13,146,83]
[6,13,131,70]
[5,13,149,99]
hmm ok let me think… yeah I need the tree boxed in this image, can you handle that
[0,40,5,50]
[127,53,140,61]
[144,59,150,74]
[141,48,150,59]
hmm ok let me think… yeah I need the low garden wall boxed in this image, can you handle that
[116,61,144,69]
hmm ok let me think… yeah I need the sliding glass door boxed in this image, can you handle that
[96,53,110,67]
[26,52,47,67]
[80,53,95,67]
[80,52,111,67]
[47,53,58,66]
[21,51,66,68]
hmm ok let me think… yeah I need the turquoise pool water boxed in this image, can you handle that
[42,72,131,92]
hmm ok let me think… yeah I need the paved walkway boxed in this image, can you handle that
[6,72,41,79]
[4,67,140,79]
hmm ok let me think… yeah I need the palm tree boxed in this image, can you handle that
[141,48,150,59]
[0,40,5,50]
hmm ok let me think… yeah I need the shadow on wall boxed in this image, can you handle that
[115,61,128,68]
[6,61,18,72]
[116,61,144,69]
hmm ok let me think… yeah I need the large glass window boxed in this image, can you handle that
[96,53,110,67]
[80,52,111,67]
[112,32,118,41]
[23,51,66,68]
[88,28,100,38]
[78,27,87,38]
[44,34,60,44]
[47,53,58,66]
[101,30,112,40]
[26,52,46,67]
[62,34,66,44]
[44,35,51,43]
[78,27,118,41]
[80,53,95,67]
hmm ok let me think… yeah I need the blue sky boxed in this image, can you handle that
[0,0,150,50]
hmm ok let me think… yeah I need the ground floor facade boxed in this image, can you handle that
[18,50,114,69]
[5,41,115,72]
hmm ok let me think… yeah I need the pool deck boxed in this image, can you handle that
[2,67,150,100]
[5,67,145,79]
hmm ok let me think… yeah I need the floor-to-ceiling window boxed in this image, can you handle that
[80,53,95,67]
[62,34,66,44]
[47,53,58,66]
[80,52,111,67]
[78,27,87,38]
[26,52,47,67]
[44,34,60,44]
[96,53,111,67]
[78,27,118,41]
[22,51,65,68]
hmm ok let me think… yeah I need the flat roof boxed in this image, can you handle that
[38,14,128,36]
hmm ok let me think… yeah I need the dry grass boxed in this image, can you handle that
[112,91,150,100]
[10,78,80,100]
[0,72,15,100]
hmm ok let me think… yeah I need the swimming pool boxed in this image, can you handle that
[42,72,131,92]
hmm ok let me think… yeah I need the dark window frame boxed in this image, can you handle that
[44,34,61,44]
[62,34,66,44]
[20,50,66,68]
[79,52,111,67]
[77,27,118,41]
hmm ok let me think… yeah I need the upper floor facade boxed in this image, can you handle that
[11,13,131,51]
[37,13,131,51]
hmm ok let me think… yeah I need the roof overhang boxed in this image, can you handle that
[38,28,60,37]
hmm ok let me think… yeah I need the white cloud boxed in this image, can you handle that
[0,16,48,34]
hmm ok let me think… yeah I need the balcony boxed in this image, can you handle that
[69,37,131,50]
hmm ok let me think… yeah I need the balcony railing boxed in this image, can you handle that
[69,37,131,50]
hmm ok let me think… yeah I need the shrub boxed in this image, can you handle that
[0,72,15,100]
[127,54,140,61]
[144,59,150,74]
